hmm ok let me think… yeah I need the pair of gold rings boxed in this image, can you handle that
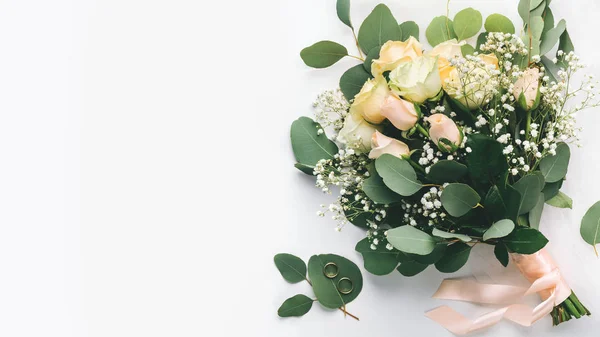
[322,262,354,295]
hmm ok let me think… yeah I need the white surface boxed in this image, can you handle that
[1,0,600,336]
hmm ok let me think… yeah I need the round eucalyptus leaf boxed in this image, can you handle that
[278,294,313,317]
[386,225,436,255]
[461,44,475,57]
[441,183,481,217]
[540,143,570,183]
[397,261,428,277]
[432,228,472,243]
[300,41,348,69]
[483,219,515,241]
[375,154,422,196]
[513,174,544,215]
[558,29,574,56]
[400,21,419,41]
[580,201,600,253]
[355,238,400,275]
[426,16,457,47]
[408,243,447,264]
[426,160,468,184]
[546,191,572,209]
[362,169,403,205]
[291,117,338,168]
[484,14,515,34]
[339,64,371,101]
[542,179,563,201]
[336,0,353,29]
[274,253,307,283]
[357,4,401,54]
[453,8,482,41]
[504,227,549,254]
[434,242,472,273]
[307,254,363,309]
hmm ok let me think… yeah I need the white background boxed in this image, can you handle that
[1,0,600,336]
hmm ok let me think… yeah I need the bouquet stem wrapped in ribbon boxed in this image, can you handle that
[427,248,590,334]
[289,0,598,333]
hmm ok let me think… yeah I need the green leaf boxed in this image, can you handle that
[529,193,545,229]
[542,7,554,37]
[540,143,570,183]
[291,117,338,171]
[375,154,422,196]
[504,227,549,254]
[484,185,522,222]
[547,191,573,209]
[294,163,314,175]
[461,44,475,57]
[435,243,472,273]
[483,219,516,241]
[542,179,563,201]
[558,29,574,55]
[397,261,428,277]
[484,14,515,34]
[339,64,372,101]
[362,169,403,205]
[581,201,600,254]
[441,183,481,217]
[336,0,353,29]
[426,160,468,184]
[527,16,544,57]
[426,16,457,47]
[519,0,545,26]
[541,55,560,83]
[400,21,419,41]
[494,244,509,267]
[274,253,307,283]
[300,41,348,69]
[363,46,381,75]
[432,228,472,242]
[466,134,508,183]
[278,294,313,317]
[355,238,401,275]
[358,4,401,54]
[307,254,363,309]
[540,19,566,55]
[386,225,436,255]
[408,243,447,264]
[513,174,545,215]
[453,8,482,41]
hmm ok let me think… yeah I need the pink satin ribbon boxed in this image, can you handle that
[426,248,571,335]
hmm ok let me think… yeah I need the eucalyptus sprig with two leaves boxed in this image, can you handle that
[274,253,363,320]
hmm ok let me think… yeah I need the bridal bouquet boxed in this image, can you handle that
[289,0,599,334]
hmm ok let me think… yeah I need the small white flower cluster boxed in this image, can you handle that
[398,186,448,229]
[312,89,350,135]
[418,141,464,174]
[446,54,501,107]
[314,149,386,231]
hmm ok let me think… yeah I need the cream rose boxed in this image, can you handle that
[350,76,390,124]
[444,54,500,110]
[368,131,410,159]
[371,37,423,77]
[380,94,419,131]
[389,55,442,104]
[337,110,381,152]
[428,39,463,85]
[428,113,462,148]
[513,68,541,110]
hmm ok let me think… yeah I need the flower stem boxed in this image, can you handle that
[415,124,430,138]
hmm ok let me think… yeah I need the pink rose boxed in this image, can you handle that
[428,113,462,148]
[380,94,419,131]
[368,131,410,159]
